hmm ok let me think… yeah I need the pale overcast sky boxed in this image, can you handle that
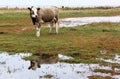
[0,0,120,8]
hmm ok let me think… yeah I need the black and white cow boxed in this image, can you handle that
[28,6,59,37]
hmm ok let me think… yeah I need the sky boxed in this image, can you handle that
[0,0,120,8]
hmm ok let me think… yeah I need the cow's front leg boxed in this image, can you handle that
[35,23,41,37]
[36,27,41,37]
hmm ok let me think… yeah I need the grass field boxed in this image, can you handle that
[1,22,120,63]
[0,7,120,64]
[0,7,120,27]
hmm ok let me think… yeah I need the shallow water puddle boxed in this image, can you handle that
[97,54,120,64]
[60,16,120,27]
[0,52,120,79]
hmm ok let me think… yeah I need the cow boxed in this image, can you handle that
[28,6,59,37]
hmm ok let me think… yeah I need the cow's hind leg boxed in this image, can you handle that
[55,22,59,34]
[50,22,59,34]
[49,22,54,34]
[55,16,59,34]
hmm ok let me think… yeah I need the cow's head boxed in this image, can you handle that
[28,6,40,25]
[28,6,40,18]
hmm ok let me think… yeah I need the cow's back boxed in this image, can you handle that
[37,6,59,22]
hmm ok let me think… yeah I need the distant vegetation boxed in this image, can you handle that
[61,6,120,10]
[1,6,120,10]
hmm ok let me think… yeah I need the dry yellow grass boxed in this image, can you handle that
[0,9,28,14]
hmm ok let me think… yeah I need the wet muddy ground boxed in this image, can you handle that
[0,52,120,79]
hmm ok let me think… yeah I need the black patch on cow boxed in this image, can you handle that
[31,18,37,25]
[28,7,31,10]
[37,8,40,10]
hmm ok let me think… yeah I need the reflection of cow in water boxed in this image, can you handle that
[28,53,58,70]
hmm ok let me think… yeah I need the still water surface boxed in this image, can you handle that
[60,16,120,27]
[0,52,120,79]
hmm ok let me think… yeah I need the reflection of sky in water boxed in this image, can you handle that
[0,52,120,79]
[60,16,120,27]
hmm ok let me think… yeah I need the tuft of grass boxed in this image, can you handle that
[88,75,113,79]
[99,62,120,69]
[23,55,39,61]
[40,74,54,78]
[60,58,99,63]
[93,68,120,75]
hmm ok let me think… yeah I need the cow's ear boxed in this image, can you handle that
[37,8,40,10]
[28,7,31,10]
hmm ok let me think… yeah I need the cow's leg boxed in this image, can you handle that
[55,16,59,34]
[49,22,53,34]
[36,27,41,37]
[55,21,59,34]
[35,23,41,37]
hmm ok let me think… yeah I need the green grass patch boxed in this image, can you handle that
[60,8,120,18]
[1,22,120,63]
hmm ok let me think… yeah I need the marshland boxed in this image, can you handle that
[0,7,120,79]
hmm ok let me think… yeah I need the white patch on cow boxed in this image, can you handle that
[40,19,44,23]
[31,6,37,18]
